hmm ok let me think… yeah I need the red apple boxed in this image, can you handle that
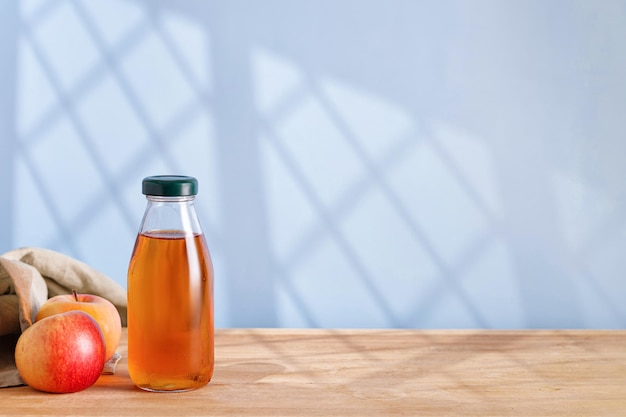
[15,310,106,393]
[36,291,122,361]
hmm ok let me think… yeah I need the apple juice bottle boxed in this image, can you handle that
[127,175,214,392]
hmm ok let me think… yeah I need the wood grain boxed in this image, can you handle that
[1,329,625,416]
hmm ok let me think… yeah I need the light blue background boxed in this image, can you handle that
[1,0,626,329]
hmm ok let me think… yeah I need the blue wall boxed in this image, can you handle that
[2,0,626,328]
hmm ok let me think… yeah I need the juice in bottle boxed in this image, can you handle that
[127,176,214,392]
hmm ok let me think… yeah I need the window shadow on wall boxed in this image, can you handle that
[5,0,626,329]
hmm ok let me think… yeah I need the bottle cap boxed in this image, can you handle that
[142,175,198,196]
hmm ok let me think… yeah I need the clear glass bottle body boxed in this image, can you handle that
[127,195,214,392]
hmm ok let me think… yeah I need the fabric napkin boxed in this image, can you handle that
[0,247,127,388]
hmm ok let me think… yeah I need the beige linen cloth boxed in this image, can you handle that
[0,247,127,388]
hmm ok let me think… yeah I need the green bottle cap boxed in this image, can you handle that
[142,175,198,196]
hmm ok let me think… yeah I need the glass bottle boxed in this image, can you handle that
[127,175,214,392]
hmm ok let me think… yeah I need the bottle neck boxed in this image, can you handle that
[139,195,203,235]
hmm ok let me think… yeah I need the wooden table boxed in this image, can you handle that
[1,329,625,416]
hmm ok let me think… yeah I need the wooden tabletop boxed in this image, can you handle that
[1,328,625,416]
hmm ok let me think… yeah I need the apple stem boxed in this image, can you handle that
[72,289,79,302]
